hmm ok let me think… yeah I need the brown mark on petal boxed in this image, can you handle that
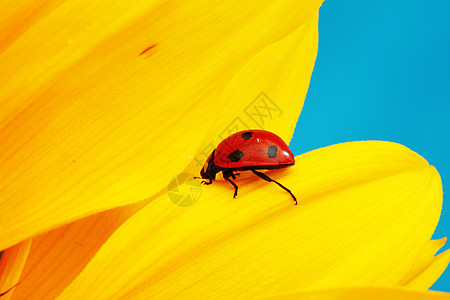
[0,282,20,297]
[139,44,157,57]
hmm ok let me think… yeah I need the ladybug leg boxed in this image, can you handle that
[223,171,239,198]
[201,179,212,185]
[250,170,297,205]
[230,172,240,180]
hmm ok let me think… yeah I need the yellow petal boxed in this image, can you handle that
[186,12,319,173]
[0,0,323,250]
[57,141,446,299]
[2,202,145,300]
[0,0,62,53]
[0,6,321,297]
[0,240,30,300]
[406,249,450,290]
[193,12,318,144]
[397,238,447,288]
[265,287,450,300]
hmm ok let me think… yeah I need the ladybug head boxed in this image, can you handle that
[200,150,219,180]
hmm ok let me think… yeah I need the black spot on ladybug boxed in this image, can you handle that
[228,150,244,162]
[241,131,253,140]
[268,145,278,158]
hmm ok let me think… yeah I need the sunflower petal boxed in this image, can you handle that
[0,240,30,299]
[396,238,447,288]
[0,0,324,250]
[56,141,445,299]
[265,287,450,300]
[0,0,63,54]
[186,12,319,173]
[406,249,450,290]
[2,202,145,300]
[191,12,319,145]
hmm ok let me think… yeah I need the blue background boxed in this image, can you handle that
[291,0,450,291]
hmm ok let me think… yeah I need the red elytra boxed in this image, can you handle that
[197,130,297,204]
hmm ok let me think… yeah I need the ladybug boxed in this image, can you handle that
[198,130,297,204]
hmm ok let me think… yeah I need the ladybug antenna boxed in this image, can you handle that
[250,170,297,205]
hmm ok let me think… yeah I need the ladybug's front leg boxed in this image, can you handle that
[223,171,239,198]
[201,179,213,185]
